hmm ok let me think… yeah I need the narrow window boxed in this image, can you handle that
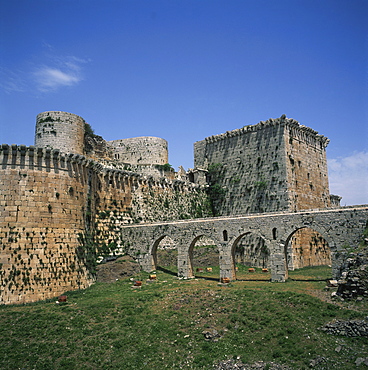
[223,230,228,241]
[272,228,277,240]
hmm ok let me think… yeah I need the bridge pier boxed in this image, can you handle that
[219,245,236,281]
[138,253,156,273]
[177,247,194,279]
[270,241,288,282]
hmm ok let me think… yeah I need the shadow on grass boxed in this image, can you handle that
[156,266,177,276]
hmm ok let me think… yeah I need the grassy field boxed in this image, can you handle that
[0,266,367,369]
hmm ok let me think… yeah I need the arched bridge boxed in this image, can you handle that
[119,206,368,282]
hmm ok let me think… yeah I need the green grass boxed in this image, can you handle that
[0,266,367,369]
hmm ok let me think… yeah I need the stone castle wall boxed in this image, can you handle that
[1,111,348,304]
[93,171,212,252]
[284,123,330,210]
[0,143,211,304]
[0,145,94,305]
[287,229,331,270]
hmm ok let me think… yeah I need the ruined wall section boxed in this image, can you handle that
[284,121,330,210]
[35,111,85,155]
[194,118,290,215]
[0,145,94,305]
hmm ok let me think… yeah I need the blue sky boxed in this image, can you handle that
[0,0,367,205]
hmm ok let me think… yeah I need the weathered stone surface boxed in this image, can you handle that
[194,116,331,215]
[336,247,368,300]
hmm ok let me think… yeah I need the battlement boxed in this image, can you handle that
[203,116,329,149]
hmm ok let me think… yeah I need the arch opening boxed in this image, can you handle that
[188,235,219,281]
[151,235,177,275]
[284,227,332,280]
[232,232,270,280]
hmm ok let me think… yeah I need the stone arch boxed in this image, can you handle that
[281,224,336,279]
[189,235,220,279]
[230,231,269,280]
[176,231,223,280]
[150,234,177,273]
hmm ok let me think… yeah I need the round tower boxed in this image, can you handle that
[35,111,85,154]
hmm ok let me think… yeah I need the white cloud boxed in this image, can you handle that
[33,55,89,92]
[328,151,368,206]
[1,51,89,94]
[34,66,81,91]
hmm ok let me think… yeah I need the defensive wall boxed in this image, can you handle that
[118,205,368,282]
[109,136,168,166]
[0,145,94,304]
[0,143,211,305]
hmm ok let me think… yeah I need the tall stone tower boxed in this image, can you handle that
[194,115,331,215]
[35,111,85,155]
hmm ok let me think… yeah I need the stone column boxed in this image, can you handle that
[270,241,288,282]
[177,245,194,279]
[138,253,155,273]
[219,242,236,281]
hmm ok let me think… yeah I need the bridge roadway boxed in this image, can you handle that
[119,205,368,282]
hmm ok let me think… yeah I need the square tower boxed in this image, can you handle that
[194,115,331,215]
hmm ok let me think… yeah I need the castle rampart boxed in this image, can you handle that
[0,140,211,304]
[0,144,94,304]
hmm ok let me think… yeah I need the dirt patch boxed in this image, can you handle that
[96,256,141,283]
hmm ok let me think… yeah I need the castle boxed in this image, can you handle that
[0,111,341,304]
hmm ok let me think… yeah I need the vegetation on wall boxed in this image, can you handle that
[207,163,227,216]
[155,163,174,172]
[77,232,118,276]
[38,115,61,123]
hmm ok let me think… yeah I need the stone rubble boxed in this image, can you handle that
[336,247,368,300]
[320,318,368,337]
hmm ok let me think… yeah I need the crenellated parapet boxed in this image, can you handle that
[204,115,329,149]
